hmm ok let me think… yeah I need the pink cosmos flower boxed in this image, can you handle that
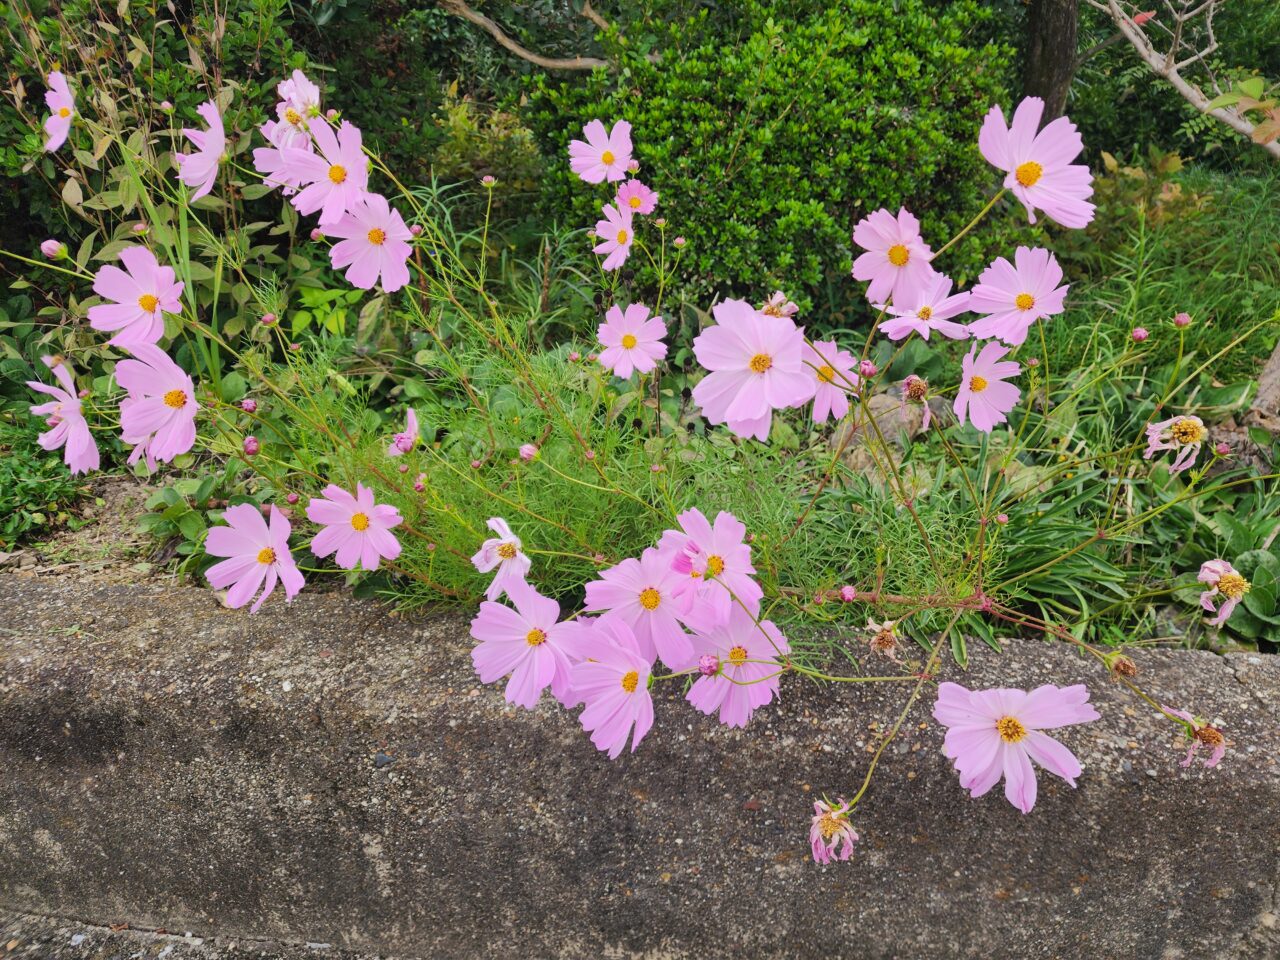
[88,245,185,347]
[593,203,634,271]
[967,247,1068,346]
[880,273,972,341]
[470,581,592,709]
[568,119,632,183]
[116,344,199,469]
[1197,559,1250,626]
[285,120,369,226]
[691,299,814,442]
[27,355,98,476]
[386,408,418,457]
[204,504,305,613]
[276,69,321,126]
[1162,705,1228,768]
[954,342,1021,433]
[1143,415,1206,475]
[253,117,312,194]
[658,508,762,630]
[570,619,655,759]
[584,546,694,669]
[685,606,790,728]
[760,291,799,318]
[597,303,667,378]
[324,192,413,292]
[933,682,1099,814]
[979,97,1095,229]
[306,482,403,571]
[174,100,225,201]
[851,207,937,306]
[43,71,74,152]
[810,799,858,864]
[471,517,532,601]
[803,340,859,424]
[616,179,658,215]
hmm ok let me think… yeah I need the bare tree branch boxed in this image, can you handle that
[580,1,612,33]
[440,0,608,71]
[1103,0,1280,160]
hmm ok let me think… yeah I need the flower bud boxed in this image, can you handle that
[568,350,581,362]
[409,224,423,236]
[481,175,496,187]
[839,585,856,602]
[131,222,149,235]
[40,239,67,259]
[698,654,719,677]
[240,398,257,413]
[470,459,482,469]
[1215,442,1230,456]
[285,492,300,505]
[159,100,173,112]
[519,443,538,462]
[585,449,596,461]
[1131,327,1149,342]
[243,436,260,456]
[1174,312,1192,328]
[995,513,1009,525]
[310,228,325,241]
[673,236,687,248]
[260,312,277,327]
[859,360,878,378]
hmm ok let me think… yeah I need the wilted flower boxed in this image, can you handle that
[901,375,932,430]
[979,97,1095,228]
[1143,415,1206,474]
[851,207,936,306]
[1198,559,1250,626]
[88,245,184,347]
[1162,705,1228,768]
[597,303,667,379]
[386,409,419,457]
[306,482,403,571]
[325,192,413,292]
[691,299,814,441]
[471,517,531,601]
[810,799,858,864]
[968,247,1068,346]
[760,291,799,318]
[204,504,305,613]
[933,682,1099,813]
[954,342,1021,433]
[568,119,633,183]
[27,355,98,476]
[685,606,790,728]
[593,203,634,271]
[616,179,658,215]
[174,100,226,201]
[865,618,900,661]
[43,71,75,152]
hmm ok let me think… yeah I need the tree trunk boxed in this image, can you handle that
[1024,0,1080,119]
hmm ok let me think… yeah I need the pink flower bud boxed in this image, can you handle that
[673,236,687,248]
[587,353,598,362]
[243,436,260,456]
[1174,312,1192,328]
[813,591,826,605]
[413,479,426,492]
[77,388,89,400]
[426,542,437,552]
[131,222,148,235]
[568,351,581,362]
[409,224,422,236]
[585,449,596,461]
[839,585,856,603]
[626,160,640,173]
[654,218,667,228]
[519,443,538,462]
[481,175,496,187]
[40,239,66,259]
[1215,442,1230,456]
[285,492,300,505]
[650,463,664,473]
[325,108,338,120]
[1027,357,1040,368]
[310,228,325,241]
[289,342,301,352]
[159,100,173,112]
[240,398,257,413]
[1132,327,1149,342]
[470,459,482,469]
[698,654,719,677]
[260,313,277,326]
[398,463,409,473]
[859,360,878,378]
[996,513,1009,525]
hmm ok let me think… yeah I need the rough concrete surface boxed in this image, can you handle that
[0,575,1277,960]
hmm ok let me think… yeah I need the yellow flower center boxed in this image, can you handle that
[887,244,910,267]
[351,512,370,532]
[621,333,638,349]
[601,150,615,166]
[728,645,748,666]
[57,106,71,118]
[496,542,518,560]
[162,389,187,409]
[639,587,661,610]
[620,670,639,693]
[367,228,386,245]
[705,555,725,578]
[285,107,302,126]
[818,813,845,840]
[616,229,629,244]
[138,293,159,313]
[996,716,1027,743]
[525,628,547,647]
[817,364,835,383]
[917,305,933,321]
[969,375,989,393]
[1171,418,1206,445]
[1015,161,1043,188]
[749,353,773,374]
[328,165,347,184]
[1015,292,1036,311]
[1217,572,1250,600]
[628,196,642,209]
[256,547,276,565]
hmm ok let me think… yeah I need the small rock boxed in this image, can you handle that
[374,752,395,769]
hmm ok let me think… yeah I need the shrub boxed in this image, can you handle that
[526,0,1023,310]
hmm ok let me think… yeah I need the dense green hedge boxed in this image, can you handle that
[526,0,1020,308]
